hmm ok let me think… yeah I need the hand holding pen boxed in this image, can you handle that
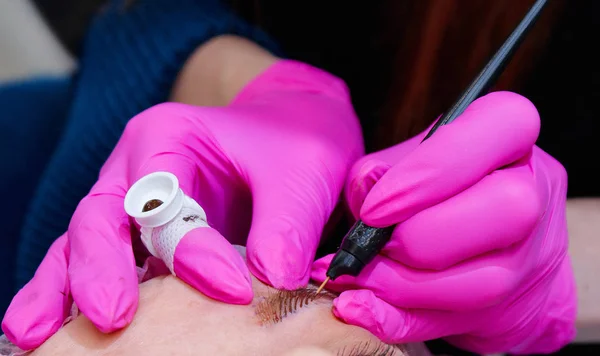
[311,92,575,354]
[312,0,575,353]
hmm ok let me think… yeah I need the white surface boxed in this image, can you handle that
[0,0,75,82]
[124,172,188,228]
[125,172,209,274]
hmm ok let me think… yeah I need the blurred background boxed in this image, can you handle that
[1,0,598,355]
[0,1,74,80]
[16,0,596,194]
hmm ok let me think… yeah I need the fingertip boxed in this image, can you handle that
[478,91,537,114]
[91,300,138,334]
[186,266,254,305]
[217,282,254,305]
[174,227,254,304]
[1,321,55,351]
[78,300,137,334]
[356,161,409,227]
[1,289,68,350]
[472,91,540,143]
[1,235,72,350]
[310,255,368,294]
[492,170,543,240]
[1,318,55,351]
[248,259,309,291]
[69,264,139,333]
[246,227,312,290]
[332,290,392,341]
[314,254,334,265]
[359,190,396,227]
[178,259,254,305]
[345,158,392,219]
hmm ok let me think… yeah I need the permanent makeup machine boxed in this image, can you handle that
[317,0,550,294]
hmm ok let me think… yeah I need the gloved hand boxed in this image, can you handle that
[312,92,576,354]
[2,60,364,350]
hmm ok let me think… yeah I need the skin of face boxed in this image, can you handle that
[30,248,430,356]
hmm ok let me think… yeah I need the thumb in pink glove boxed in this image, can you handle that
[312,91,576,354]
[2,60,364,350]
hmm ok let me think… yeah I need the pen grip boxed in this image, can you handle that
[340,220,395,265]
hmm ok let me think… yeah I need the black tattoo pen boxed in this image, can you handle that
[316,0,549,294]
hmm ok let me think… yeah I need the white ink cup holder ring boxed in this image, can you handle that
[124,171,209,273]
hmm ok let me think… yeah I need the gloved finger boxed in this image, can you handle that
[353,126,430,167]
[312,246,526,311]
[172,226,253,304]
[136,151,201,201]
[126,103,235,204]
[361,91,540,227]
[2,234,71,350]
[246,165,337,290]
[332,289,478,345]
[67,192,139,333]
[384,160,540,270]
[344,158,392,219]
[344,121,438,219]
[134,143,248,241]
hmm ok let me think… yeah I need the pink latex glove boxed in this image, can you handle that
[2,60,364,350]
[312,92,577,354]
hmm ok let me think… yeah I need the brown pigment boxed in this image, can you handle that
[142,199,163,212]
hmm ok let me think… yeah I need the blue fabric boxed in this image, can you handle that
[15,0,281,290]
[0,76,73,317]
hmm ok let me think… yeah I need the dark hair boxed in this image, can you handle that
[34,0,564,151]
[32,0,106,54]
[237,0,565,152]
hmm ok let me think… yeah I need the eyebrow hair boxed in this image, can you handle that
[340,341,406,356]
[254,286,335,325]
[255,287,406,356]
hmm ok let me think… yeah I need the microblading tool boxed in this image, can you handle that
[317,0,549,293]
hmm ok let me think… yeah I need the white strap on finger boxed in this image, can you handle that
[124,172,209,274]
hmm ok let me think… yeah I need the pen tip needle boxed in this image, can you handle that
[316,277,330,295]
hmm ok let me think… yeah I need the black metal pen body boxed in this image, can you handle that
[339,220,394,264]
[325,220,395,280]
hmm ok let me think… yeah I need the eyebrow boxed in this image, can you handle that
[341,341,406,356]
[254,286,335,325]
[255,288,406,355]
